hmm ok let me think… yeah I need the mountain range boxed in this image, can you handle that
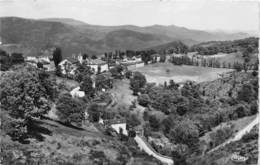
[0,17,253,57]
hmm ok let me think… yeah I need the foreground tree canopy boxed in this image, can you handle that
[0,66,56,119]
[0,66,57,140]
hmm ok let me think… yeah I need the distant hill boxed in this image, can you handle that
[146,41,189,54]
[0,17,252,57]
[189,37,259,55]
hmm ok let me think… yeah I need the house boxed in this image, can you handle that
[38,56,51,64]
[25,56,38,63]
[58,58,78,76]
[70,86,85,98]
[87,59,108,73]
[103,119,128,135]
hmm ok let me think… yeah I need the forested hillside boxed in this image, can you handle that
[0,17,252,57]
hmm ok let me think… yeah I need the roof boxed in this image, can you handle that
[88,59,107,65]
[67,57,78,64]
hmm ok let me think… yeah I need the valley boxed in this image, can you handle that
[0,12,258,165]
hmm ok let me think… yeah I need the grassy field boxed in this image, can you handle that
[108,79,146,124]
[129,62,232,84]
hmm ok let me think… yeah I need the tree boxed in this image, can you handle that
[82,53,89,60]
[149,115,160,131]
[137,94,150,107]
[1,111,28,141]
[159,54,166,63]
[130,72,146,95]
[0,67,54,139]
[172,150,187,165]
[209,125,234,147]
[168,79,179,90]
[97,65,101,74]
[10,53,24,64]
[37,62,43,68]
[237,84,254,103]
[125,70,133,79]
[56,93,85,126]
[110,65,124,79]
[53,47,62,67]
[170,119,199,147]
[0,49,11,71]
[0,67,52,119]
[126,113,141,129]
[233,62,243,72]
[80,75,94,98]
[87,103,101,122]
[95,74,113,90]
[91,55,97,59]
[74,62,93,82]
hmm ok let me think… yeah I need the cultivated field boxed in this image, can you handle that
[129,62,233,84]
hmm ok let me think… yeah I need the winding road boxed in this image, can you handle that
[208,114,259,153]
[134,135,174,165]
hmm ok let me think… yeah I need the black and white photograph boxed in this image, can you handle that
[0,0,259,164]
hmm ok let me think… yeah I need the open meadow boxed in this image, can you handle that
[129,62,233,84]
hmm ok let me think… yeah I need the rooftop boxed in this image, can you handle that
[88,59,107,65]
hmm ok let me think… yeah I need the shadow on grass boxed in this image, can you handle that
[26,120,53,142]
[41,115,84,131]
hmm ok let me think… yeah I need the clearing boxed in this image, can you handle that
[129,62,232,84]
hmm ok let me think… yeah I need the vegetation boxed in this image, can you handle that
[0,66,56,140]
[0,49,25,71]
[53,47,63,67]
[130,72,147,95]
[189,37,258,55]
[56,93,85,126]
[80,75,94,98]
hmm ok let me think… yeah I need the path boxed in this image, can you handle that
[134,135,174,165]
[208,115,259,153]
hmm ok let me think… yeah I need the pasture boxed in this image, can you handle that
[129,62,232,84]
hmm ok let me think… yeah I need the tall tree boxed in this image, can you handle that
[53,47,62,67]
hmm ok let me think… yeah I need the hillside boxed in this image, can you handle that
[0,17,252,57]
[189,37,259,55]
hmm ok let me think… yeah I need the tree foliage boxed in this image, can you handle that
[170,119,199,147]
[0,67,53,119]
[56,93,85,126]
[80,75,94,98]
[130,72,146,95]
[53,47,62,67]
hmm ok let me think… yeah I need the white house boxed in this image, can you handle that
[111,123,128,136]
[87,59,109,73]
[58,59,78,76]
[70,86,85,98]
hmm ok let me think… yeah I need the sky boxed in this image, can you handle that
[0,0,259,32]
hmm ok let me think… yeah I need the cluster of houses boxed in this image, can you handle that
[55,54,146,77]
